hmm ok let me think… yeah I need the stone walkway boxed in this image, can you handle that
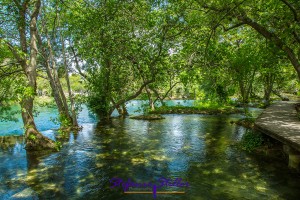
[255,101,300,152]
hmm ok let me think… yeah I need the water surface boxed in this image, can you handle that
[0,101,300,199]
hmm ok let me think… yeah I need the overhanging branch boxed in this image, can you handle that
[280,0,299,23]
[221,22,245,31]
[109,79,155,114]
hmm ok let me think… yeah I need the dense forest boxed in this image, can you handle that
[0,0,299,151]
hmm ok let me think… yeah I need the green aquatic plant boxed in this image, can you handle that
[240,130,263,152]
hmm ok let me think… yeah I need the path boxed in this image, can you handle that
[255,101,300,152]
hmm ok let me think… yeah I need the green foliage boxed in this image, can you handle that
[193,101,235,111]
[49,116,59,125]
[28,134,37,141]
[59,114,72,128]
[77,0,179,118]
[34,98,56,108]
[55,141,62,151]
[0,105,20,122]
[136,101,152,114]
[235,117,256,129]
[240,130,263,152]
[242,117,256,124]
[1,0,300,124]
[15,85,36,102]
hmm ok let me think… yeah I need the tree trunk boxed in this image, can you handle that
[122,104,129,116]
[22,0,55,151]
[108,79,155,116]
[263,72,274,106]
[69,43,87,79]
[60,32,78,127]
[37,30,71,121]
[145,86,155,111]
[111,99,128,117]
[152,82,179,105]
[46,34,70,116]
[116,105,123,115]
[238,80,247,103]
[272,90,289,101]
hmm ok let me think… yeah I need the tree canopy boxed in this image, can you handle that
[0,0,299,149]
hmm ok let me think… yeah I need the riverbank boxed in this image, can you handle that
[149,105,242,115]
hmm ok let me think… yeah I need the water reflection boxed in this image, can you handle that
[1,114,300,199]
[0,100,195,136]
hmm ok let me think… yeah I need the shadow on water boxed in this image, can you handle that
[1,111,300,199]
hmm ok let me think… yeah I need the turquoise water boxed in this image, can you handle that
[0,100,194,136]
[1,101,300,199]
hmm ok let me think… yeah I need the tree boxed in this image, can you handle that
[64,0,183,119]
[1,0,55,150]
[36,0,80,129]
[196,0,300,80]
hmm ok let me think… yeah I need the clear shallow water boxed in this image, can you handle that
[1,101,300,199]
[0,105,97,136]
[0,100,194,136]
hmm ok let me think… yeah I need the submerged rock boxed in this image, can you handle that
[130,114,165,120]
[12,188,38,199]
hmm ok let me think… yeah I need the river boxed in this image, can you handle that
[0,100,300,199]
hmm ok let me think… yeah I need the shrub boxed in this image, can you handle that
[240,130,263,152]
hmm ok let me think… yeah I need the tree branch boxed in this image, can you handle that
[237,12,300,79]
[109,79,155,114]
[293,31,300,44]
[69,44,87,79]
[0,61,20,68]
[3,40,24,64]
[152,81,180,105]
[280,0,299,23]
[222,22,245,31]
[0,69,23,79]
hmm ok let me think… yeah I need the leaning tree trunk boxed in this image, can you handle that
[37,29,72,121]
[45,32,70,117]
[121,104,129,116]
[22,0,55,150]
[237,14,300,80]
[60,32,78,127]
